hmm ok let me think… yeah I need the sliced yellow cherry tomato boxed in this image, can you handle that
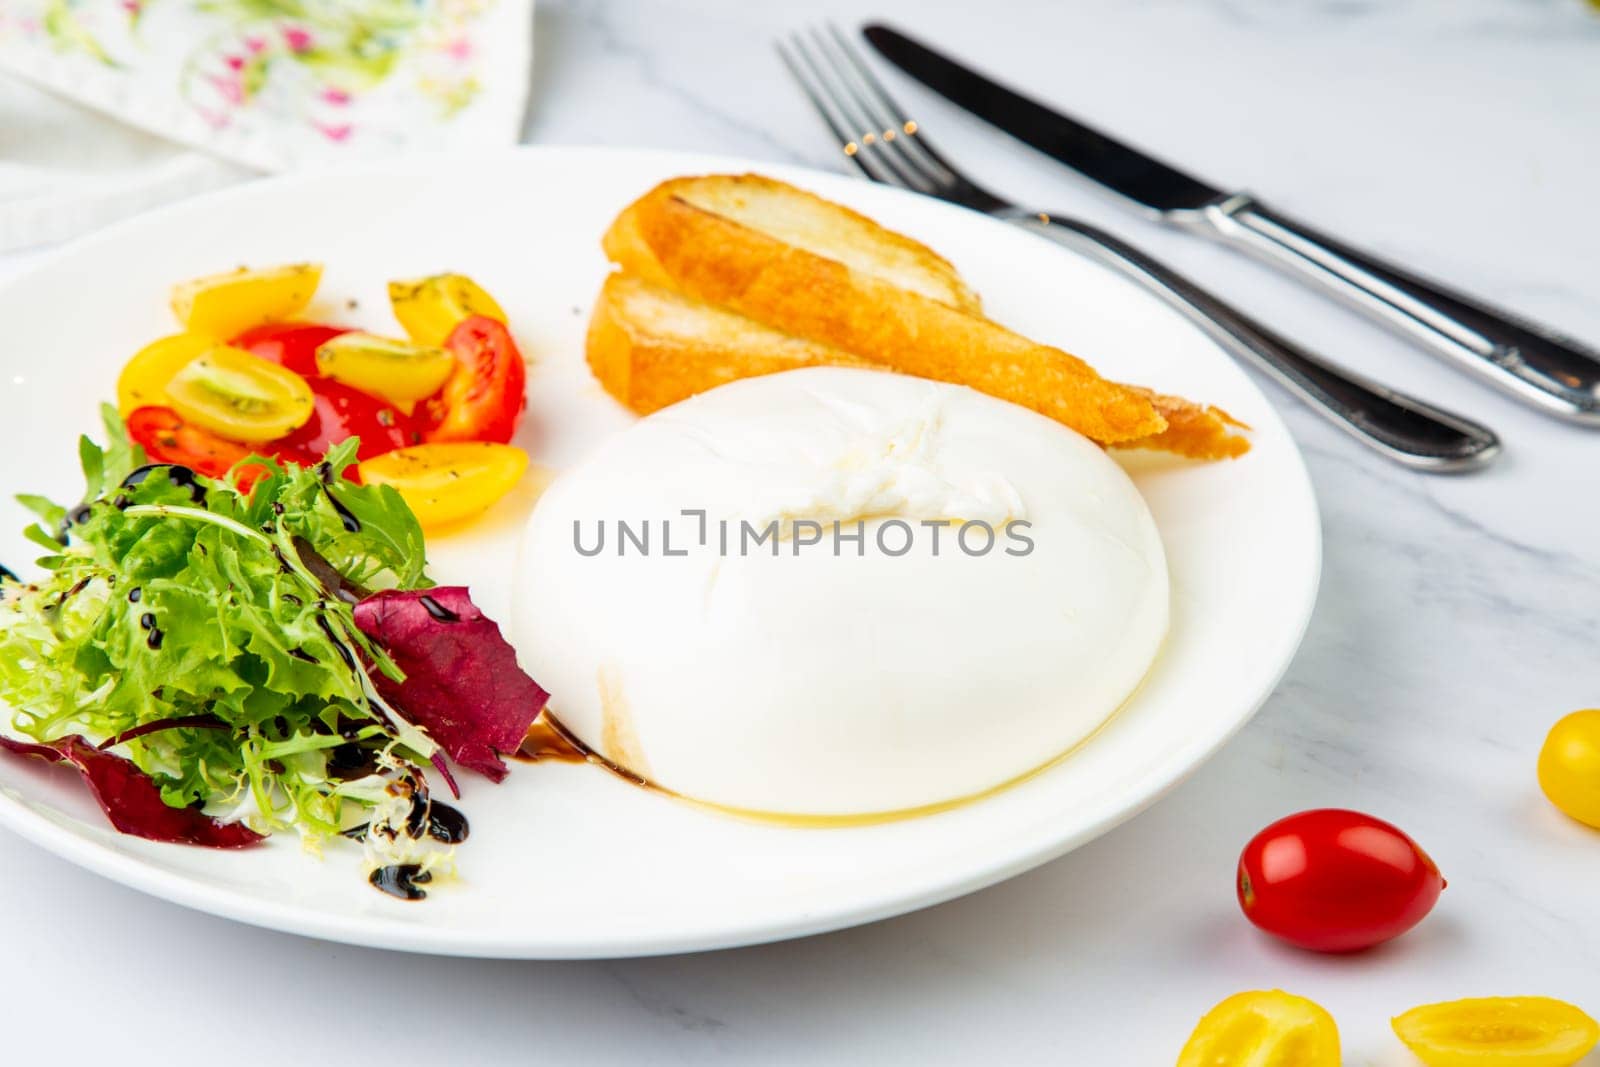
[171,263,322,337]
[116,332,215,416]
[1538,710,1600,829]
[1393,997,1599,1066]
[165,345,315,443]
[388,273,506,347]
[313,331,456,414]
[1178,990,1340,1067]
[358,442,530,529]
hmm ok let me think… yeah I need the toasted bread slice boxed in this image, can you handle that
[591,273,1249,460]
[618,178,1169,446]
[587,273,879,414]
[1123,388,1252,461]
[601,200,680,293]
[606,174,982,315]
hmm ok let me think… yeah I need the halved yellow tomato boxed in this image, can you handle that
[314,332,456,413]
[165,345,315,442]
[1538,710,1600,829]
[171,263,322,337]
[388,273,506,347]
[1178,990,1340,1067]
[358,442,530,529]
[116,333,215,416]
[1393,997,1599,1066]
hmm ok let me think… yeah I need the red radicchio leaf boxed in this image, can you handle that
[428,753,461,800]
[353,587,548,785]
[0,733,263,849]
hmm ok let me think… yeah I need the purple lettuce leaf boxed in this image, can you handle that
[353,587,548,785]
[0,733,264,849]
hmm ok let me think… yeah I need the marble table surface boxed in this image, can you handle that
[2,0,1598,1062]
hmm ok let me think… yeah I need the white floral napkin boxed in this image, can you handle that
[0,0,533,250]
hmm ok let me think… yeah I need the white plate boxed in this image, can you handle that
[0,146,1319,958]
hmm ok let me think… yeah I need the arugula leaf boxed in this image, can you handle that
[16,494,65,529]
[98,401,145,486]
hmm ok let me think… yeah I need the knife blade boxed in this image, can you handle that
[863,21,1600,424]
[862,23,1223,215]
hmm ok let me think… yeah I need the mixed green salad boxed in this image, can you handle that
[0,408,547,899]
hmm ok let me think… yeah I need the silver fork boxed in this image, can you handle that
[777,25,1501,472]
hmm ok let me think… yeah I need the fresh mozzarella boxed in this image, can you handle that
[510,368,1168,816]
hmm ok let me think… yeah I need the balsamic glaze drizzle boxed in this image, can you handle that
[316,615,357,668]
[120,463,208,505]
[423,802,470,844]
[404,789,471,845]
[325,742,377,780]
[417,595,459,623]
[322,485,362,533]
[369,864,431,901]
[56,503,92,543]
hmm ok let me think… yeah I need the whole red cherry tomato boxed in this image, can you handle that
[421,314,527,444]
[1237,808,1444,953]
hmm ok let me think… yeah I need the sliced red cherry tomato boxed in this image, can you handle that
[235,321,423,463]
[268,377,422,464]
[1237,808,1444,953]
[125,406,270,491]
[233,322,349,378]
[421,315,527,444]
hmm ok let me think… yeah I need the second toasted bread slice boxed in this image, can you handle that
[588,273,879,414]
[590,273,1250,460]
[616,175,1167,446]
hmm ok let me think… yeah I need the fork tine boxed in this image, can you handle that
[776,40,858,163]
[814,24,948,193]
[820,23,966,189]
[798,27,934,194]
[778,34,898,187]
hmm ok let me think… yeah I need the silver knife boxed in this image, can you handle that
[864,23,1600,426]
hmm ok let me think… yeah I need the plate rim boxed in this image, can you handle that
[0,144,1322,958]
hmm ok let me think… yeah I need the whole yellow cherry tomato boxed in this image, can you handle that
[1178,990,1340,1067]
[170,263,322,338]
[164,345,315,443]
[1393,997,1599,1067]
[388,273,506,347]
[116,333,215,416]
[1536,710,1600,831]
[314,332,455,414]
[358,442,530,529]
[1538,710,1600,829]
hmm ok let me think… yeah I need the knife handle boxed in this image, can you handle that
[1194,196,1600,425]
[1010,213,1500,471]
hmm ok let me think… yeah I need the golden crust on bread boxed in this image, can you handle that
[601,201,679,293]
[614,174,983,314]
[591,274,1251,460]
[587,273,878,414]
[625,180,1169,446]
[1119,388,1252,460]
